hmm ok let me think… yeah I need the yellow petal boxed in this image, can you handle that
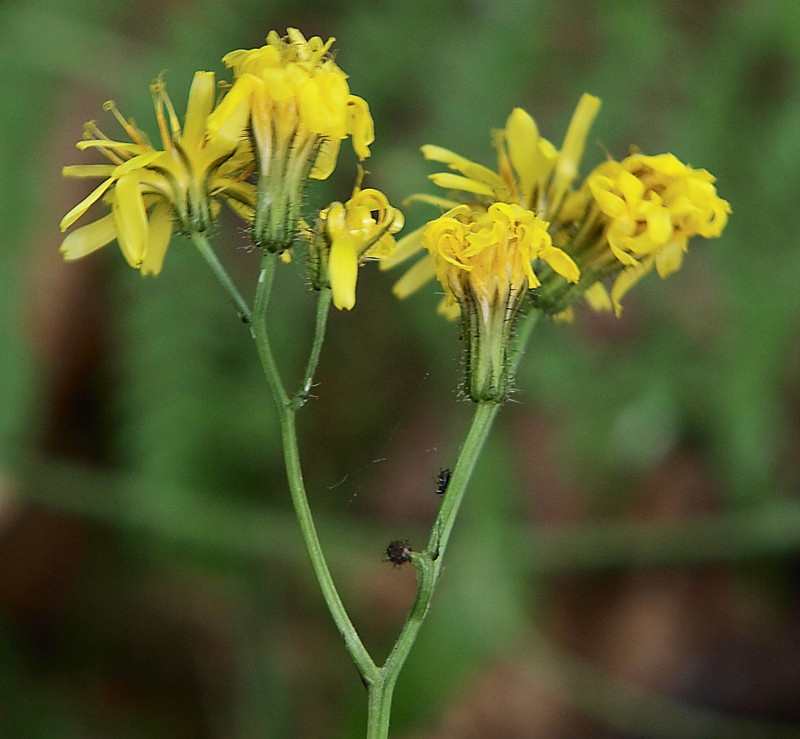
[311,137,340,180]
[429,172,495,197]
[505,108,540,201]
[591,185,627,219]
[113,151,164,177]
[654,238,686,278]
[584,282,612,312]
[112,172,148,268]
[610,260,652,316]
[539,245,580,283]
[182,72,216,153]
[437,296,461,320]
[644,204,673,244]
[403,193,460,210]
[59,213,116,260]
[347,96,374,160]
[380,225,425,269]
[261,66,300,101]
[62,164,116,178]
[298,72,348,138]
[422,144,506,193]
[140,201,173,276]
[392,254,437,298]
[76,140,147,154]
[59,177,116,231]
[550,93,601,211]
[207,74,256,144]
[329,236,359,310]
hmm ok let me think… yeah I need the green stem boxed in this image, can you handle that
[251,251,379,685]
[292,288,332,410]
[366,400,502,737]
[191,231,252,323]
[366,308,543,737]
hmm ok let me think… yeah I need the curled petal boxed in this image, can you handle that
[347,96,374,160]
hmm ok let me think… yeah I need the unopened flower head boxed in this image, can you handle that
[422,202,578,402]
[210,28,375,251]
[59,72,254,276]
[306,177,404,310]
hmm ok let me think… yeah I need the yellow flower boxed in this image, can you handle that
[422,93,600,220]
[209,28,375,249]
[422,202,578,401]
[585,152,731,313]
[59,72,254,275]
[306,179,404,310]
[425,203,578,312]
[384,94,599,304]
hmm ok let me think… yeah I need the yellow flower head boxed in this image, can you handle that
[212,28,374,180]
[384,94,599,306]
[585,152,731,313]
[423,203,578,316]
[422,203,578,402]
[59,72,254,275]
[210,29,375,250]
[420,93,600,220]
[307,180,404,310]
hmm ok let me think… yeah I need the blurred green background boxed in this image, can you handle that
[2,0,800,736]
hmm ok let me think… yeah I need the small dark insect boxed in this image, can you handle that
[435,467,452,495]
[385,539,413,566]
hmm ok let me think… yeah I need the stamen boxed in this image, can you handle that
[83,120,125,165]
[103,101,149,148]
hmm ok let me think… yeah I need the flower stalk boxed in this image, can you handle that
[250,251,379,683]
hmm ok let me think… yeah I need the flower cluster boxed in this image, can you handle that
[59,33,730,404]
[60,28,398,308]
[385,94,729,400]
